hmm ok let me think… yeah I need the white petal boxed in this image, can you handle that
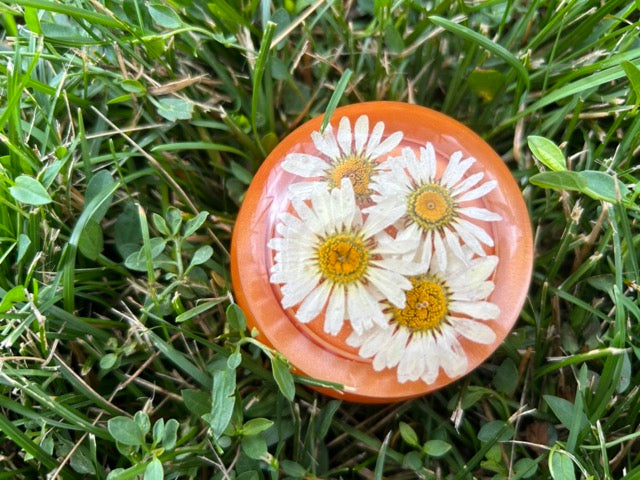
[359,327,389,358]
[433,231,447,272]
[438,330,468,378]
[455,218,494,247]
[449,300,500,320]
[420,143,437,183]
[336,116,352,155]
[324,284,346,335]
[288,181,327,199]
[458,207,502,222]
[364,121,385,157]
[420,229,433,271]
[455,256,499,285]
[420,334,439,384]
[354,115,369,154]
[279,272,321,308]
[451,172,483,197]
[296,282,332,323]
[281,154,330,178]
[291,196,324,236]
[443,227,467,264]
[375,227,417,256]
[397,339,423,383]
[365,266,411,308]
[450,281,495,301]
[362,204,405,237]
[402,147,423,184]
[458,180,497,202]
[452,220,486,256]
[311,125,341,160]
[439,151,463,187]
[450,317,496,344]
[442,156,475,188]
[384,327,410,369]
[368,131,403,159]
[346,327,370,348]
[347,283,386,333]
[372,257,424,276]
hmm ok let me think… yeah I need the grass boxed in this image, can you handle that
[0,0,639,478]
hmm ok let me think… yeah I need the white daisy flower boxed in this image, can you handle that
[268,178,423,336]
[346,252,501,385]
[281,115,403,199]
[366,142,502,270]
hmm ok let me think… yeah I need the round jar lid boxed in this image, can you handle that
[231,102,533,403]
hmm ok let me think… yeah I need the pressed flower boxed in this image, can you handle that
[346,252,500,385]
[268,178,422,336]
[366,142,502,270]
[281,115,403,199]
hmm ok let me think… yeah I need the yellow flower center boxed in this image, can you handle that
[317,233,369,284]
[328,155,374,196]
[407,184,455,230]
[393,276,448,332]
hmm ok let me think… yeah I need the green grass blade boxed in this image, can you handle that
[429,15,530,89]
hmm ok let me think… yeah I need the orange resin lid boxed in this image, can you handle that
[231,102,533,403]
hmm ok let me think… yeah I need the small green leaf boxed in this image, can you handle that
[162,419,179,450]
[272,356,295,401]
[181,389,210,417]
[494,358,519,395]
[176,299,224,323]
[183,211,208,237]
[529,171,587,192]
[528,136,567,171]
[227,349,242,369]
[156,97,193,121]
[622,61,640,102]
[152,213,170,236]
[281,459,306,478]
[514,458,538,478]
[398,422,419,447]
[85,170,116,221]
[41,159,65,188]
[144,458,164,480]
[544,395,589,431]
[468,69,505,102]
[16,234,31,263]
[149,3,181,28]
[107,416,145,446]
[423,439,452,457]
[617,352,631,393]
[402,451,423,471]
[226,303,247,332]
[578,170,629,203]
[9,175,52,206]
[189,245,213,268]
[121,79,147,95]
[241,434,268,460]
[134,411,151,435]
[78,219,104,260]
[0,286,27,313]
[384,23,404,53]
[229,161,253,185]
[166,208,182,235]
[239,418,274,436]
[152,419,165,446]
[549,449,576,480]
[207,368,236,440]
[478,420,514,443]
[99,353,118,370]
